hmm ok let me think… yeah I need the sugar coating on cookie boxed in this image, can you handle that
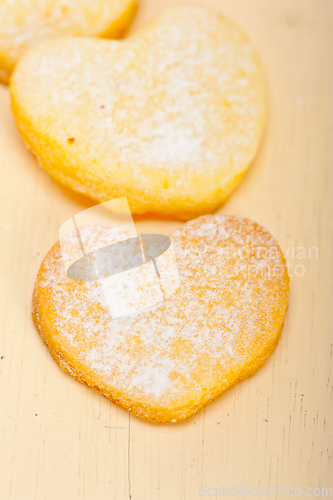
[11,5,266,219]
[33,216,289,422]
[0,0,137,84]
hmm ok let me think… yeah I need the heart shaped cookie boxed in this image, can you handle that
[33,215,289,422]
[0,0,137,84]
[11,5,266,219]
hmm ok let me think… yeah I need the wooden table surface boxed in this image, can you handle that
[0,1,332,498]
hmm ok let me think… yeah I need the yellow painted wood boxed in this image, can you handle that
[0,1,332,498]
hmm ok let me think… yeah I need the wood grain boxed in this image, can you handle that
[0,1,332,498]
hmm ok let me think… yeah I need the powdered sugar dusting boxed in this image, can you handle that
[34,216,289,409]
[0,0,134,77]
[13,5,265,212]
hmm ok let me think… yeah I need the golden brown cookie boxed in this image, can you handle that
[33,215,289,422]
[11,5,265,219]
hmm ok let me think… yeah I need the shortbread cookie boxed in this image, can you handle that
[0,0,137,84]
[32,215,289,422]
[11,5,266,219]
